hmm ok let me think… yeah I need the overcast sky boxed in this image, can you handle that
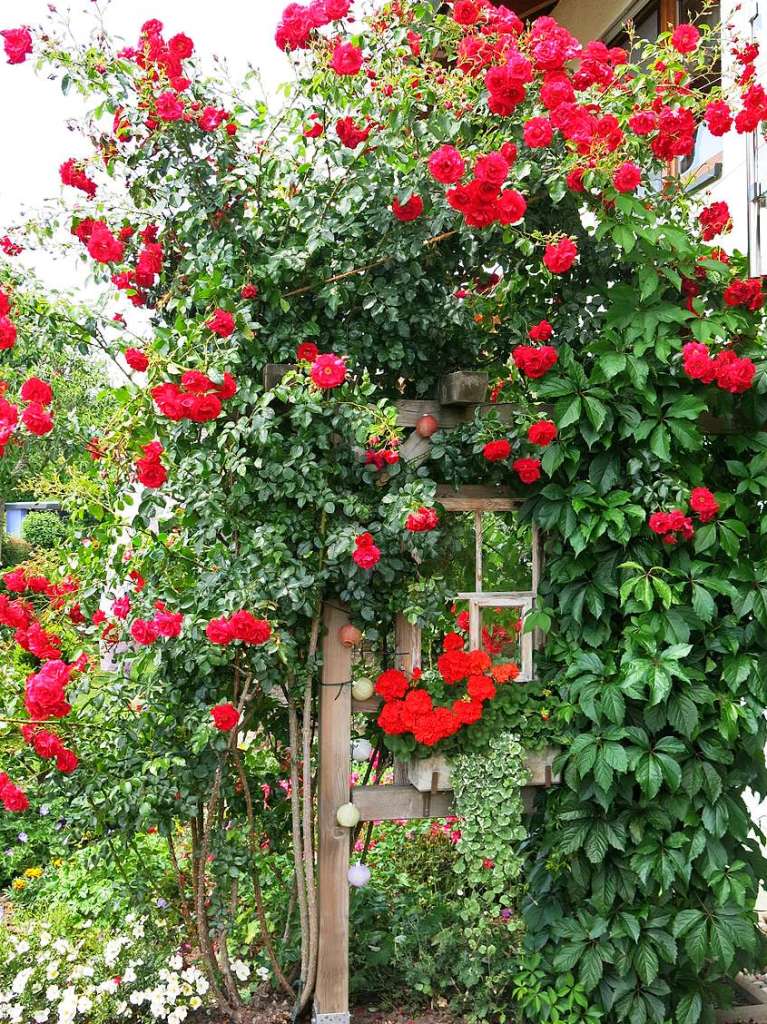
[0,0,296,291]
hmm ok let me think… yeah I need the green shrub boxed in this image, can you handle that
[0,536,32,568]
[20,511,67,550]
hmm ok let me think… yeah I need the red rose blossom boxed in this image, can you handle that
[453,0,480,25]
[297,341,319,362]
[20,378,53,406]
[612,162,641,193]
[311,353,347,389]
[207,308,235,337]
[21,402,54,437]
[375,668,409,701]
[690,486,719,523]
[543,237,577,273]
[392,195,424,222]
[211,702,240,731]
[483,439,511,462]
[512,345,558,378]
[1,27,33,65]
[513,457,542,484]
[671,23,700,53]
[125,348,149,372]
[523,116,554,148]
[528,420,558,446]
[428,145,465,184]
[405,507,439,532]
[329,42,363,76]
[353,532,381,569]
[206,617,234,645]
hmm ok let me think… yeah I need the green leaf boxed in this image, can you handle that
[675,991,702,1024]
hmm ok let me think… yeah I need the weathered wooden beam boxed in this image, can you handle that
[351,783,546,820]
[437,371,489,406]
[394,400,749,437]
[393,615,422,784]
[315,603,353,1024]
[262,363,295,390]
[351,783,454,821]
[435,484,522,511]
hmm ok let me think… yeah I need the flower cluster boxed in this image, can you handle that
[130,603,184,646]
[0,915,214,1024]
[352,532,381,569]
[59,158,97,198]
[0,286,18,350]
[429,143,528,230]
[151,371,237,422]
[205,610,272,646]
[21,725,78,774]
[0,377,55,456]
[210,702,240,731]
[405,507,439,532]
[512,344,558,378]
[682,342,756,394]
[135,441,168,489]
[376,635,520,747]
[274,0,352,51]
[699,201,732,242]
[0,773,29,813]
[648,487,719,545]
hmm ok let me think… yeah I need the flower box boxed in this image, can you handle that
[407,745,562,793]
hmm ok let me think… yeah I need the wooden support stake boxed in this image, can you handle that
[393,614,421,785]
[315,603,353,1024]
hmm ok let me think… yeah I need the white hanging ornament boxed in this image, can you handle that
[347,861,371,888]
[351,738,373,762]
[336,802,360,828]
[351,677,374,701]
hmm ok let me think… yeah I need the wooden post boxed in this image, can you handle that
[314,602,353,1024]
[393,614,421,784]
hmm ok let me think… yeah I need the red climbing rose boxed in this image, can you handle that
[211,703,240,731]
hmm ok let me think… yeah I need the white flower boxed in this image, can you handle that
[11,969,32,996]
[149,996,167,1019]
[168,955,183,972]
[39,933,52,949]
[46,962,60,981]
[232,960,250,982]
[104,939,125,967]
[57,987,78,1024]
[195,977,209,996]
[76,996,92,1013]
[33,1011,50,1023]
[256,966,270,981]
[116,1001,128,1016]
[52,941,68,956]
[46,986,60,1001]
[123,967,137,984]
[13,941,29,956]
[132,924,145,939]
[168,1007,189,1024]
[189,997,202,1010]
[9,1007,22,1024]
[129,990,147,1006]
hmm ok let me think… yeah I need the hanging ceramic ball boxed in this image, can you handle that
[336,802,360,828]
[351,677,374,701]
[351,738,373,762]
[348,861,371,888]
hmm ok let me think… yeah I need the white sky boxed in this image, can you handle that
[0,0,295,292]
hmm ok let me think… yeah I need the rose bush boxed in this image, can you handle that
[0,2,766,1022]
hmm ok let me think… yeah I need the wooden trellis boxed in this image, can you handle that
[313,495,553,1024]
[311,372,561,1024]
